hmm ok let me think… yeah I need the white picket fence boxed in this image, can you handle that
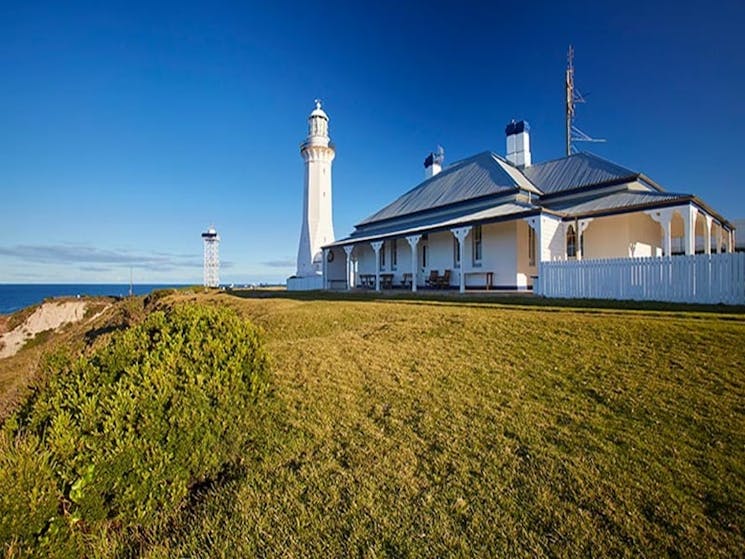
[536,253,745,305]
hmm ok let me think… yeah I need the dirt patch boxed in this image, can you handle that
[0,301,89,359]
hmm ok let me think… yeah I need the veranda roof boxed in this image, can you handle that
[326,201,540,248]
[543,189,732,226]
[543,190,691,217]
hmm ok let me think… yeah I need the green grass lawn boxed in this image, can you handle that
[130,291,745,558]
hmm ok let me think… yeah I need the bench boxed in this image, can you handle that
[464,271,494,290]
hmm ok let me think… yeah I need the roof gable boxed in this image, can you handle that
[523,152,639,195]
[357,151,529,226]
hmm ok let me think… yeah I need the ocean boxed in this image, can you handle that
[0,284,189,315]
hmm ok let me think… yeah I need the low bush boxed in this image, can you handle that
[0,303,270,556]
[21,328,54,351]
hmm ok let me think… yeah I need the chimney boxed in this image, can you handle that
[505,120,531,168]
[423,145,445,179]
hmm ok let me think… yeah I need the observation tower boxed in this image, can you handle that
[201,225,220,287]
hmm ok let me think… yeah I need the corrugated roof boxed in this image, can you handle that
[358,152,538,226]
[328,201,539,247]
[523,152,639,195]
[543,190,690,217]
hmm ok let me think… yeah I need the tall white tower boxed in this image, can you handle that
[201,225,220,287]
[296,99,336,277]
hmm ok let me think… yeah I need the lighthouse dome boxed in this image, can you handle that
[309,99,328,120]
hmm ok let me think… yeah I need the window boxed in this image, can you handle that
[472,225,482,266]
[421,244,427,267]
[391,239,398,270]
[453,237,461,268]
[566,225,577,258]
[379,243,386,270]
[528,226,536,266]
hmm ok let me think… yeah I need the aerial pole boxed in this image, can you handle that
[565,45,605,155]
[565,45,575,156]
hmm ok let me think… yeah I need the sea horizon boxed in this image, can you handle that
[0,283,192,315]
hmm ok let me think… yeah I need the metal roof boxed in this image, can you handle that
[328,201,539,248]
[357,151,539,226]
[523,152,639,195]
[543,190,690,217]
[335,149,734,246]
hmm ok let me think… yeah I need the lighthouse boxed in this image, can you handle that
[288,100,336,290]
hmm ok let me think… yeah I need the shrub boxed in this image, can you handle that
[0,432,71,556]
[143,288,177,308]
[0,303,269,554]
[21,328,54,351]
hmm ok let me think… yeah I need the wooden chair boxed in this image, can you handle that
[437,269,451,288]
[401,273,412,288]
[359,274,374,289]
[425,270,439,288]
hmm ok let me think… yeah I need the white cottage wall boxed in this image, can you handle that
[629,213,664,257]
[516,220,538,288]
[376,240,397,275]
[325,247,347,285]
[427,232,457,286]
[539,215,564,261]
[479,222,518,287]
[356,245,376,277]
[583,213,662,259]
[403,242,415,275]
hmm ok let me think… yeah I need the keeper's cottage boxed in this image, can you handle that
[288,101,739,302]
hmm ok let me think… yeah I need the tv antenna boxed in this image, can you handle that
[565,45,605,155]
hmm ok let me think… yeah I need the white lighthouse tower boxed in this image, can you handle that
[288,99,336,290]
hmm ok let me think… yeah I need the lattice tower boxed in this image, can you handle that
[201,226,220,287]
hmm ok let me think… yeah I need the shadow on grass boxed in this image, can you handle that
[223,287,745,318]
[84,323,130,345]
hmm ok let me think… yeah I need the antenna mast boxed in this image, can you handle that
[565,45,605,155]
[565,45,574,156]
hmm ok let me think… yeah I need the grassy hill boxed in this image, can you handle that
[1,290,744,557]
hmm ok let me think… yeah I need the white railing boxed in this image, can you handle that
[536,253,745,305]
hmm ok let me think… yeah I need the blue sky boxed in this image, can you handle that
[2,0,744,284]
